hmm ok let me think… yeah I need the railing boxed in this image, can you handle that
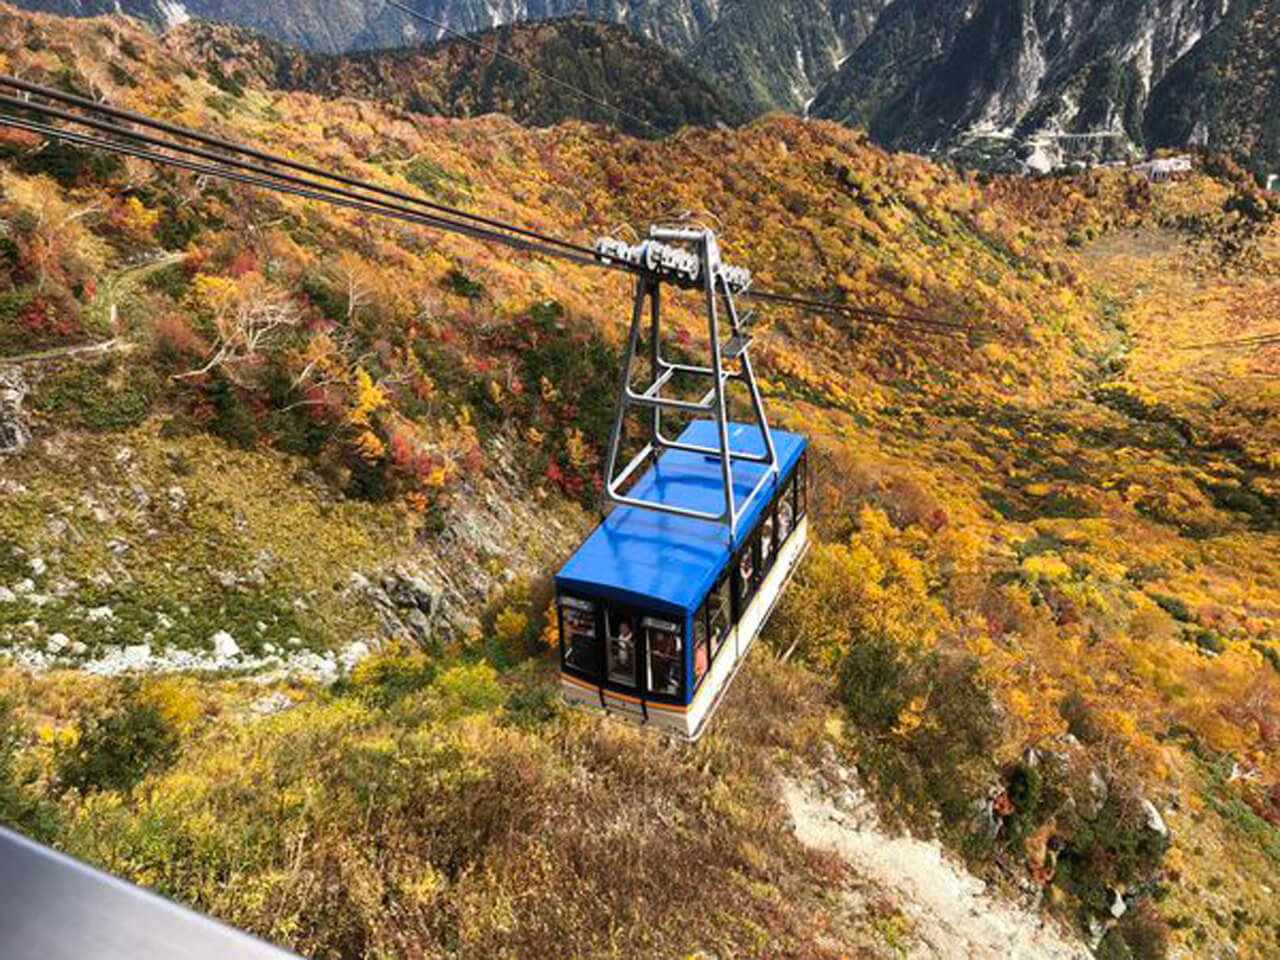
[0,826,300,960]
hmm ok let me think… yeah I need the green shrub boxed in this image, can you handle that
[1190,627,1227,655]
[0,699,60,842]
[502,677,563,729]
[425,662,508,722]
[1150,594,1191,623]
[1054,788,1168,915]
[1110,903,1171,960]
[404,157,469,202]
[56,682,181,794]
[14,138,124,187]
[28,357,159,432]
[349,643,436,707]
[444,268,485,300]
[1097,928,1135,960]
[205,374,261,449]
[841,640,997,834]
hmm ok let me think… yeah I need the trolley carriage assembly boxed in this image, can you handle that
[555,227,810,741]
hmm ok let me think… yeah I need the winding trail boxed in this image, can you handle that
[784,778,1092,960]
[0,252,183,366]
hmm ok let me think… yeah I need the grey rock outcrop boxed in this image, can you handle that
[0,367,31,456]
[352,566,442,650]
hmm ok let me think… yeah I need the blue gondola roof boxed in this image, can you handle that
[555,420,807,613]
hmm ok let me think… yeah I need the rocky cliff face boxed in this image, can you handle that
[14,0,888,114]
[12,0,1280,171]
[811,0,1227,164]
[1146,0,1280,179]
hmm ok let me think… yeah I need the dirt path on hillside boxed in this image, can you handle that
[783,778,1092,960]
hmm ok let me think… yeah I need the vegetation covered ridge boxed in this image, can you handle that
[166,16,750,138]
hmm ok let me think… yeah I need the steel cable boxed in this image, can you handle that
[0,74,984,340]
[0,74,601,261]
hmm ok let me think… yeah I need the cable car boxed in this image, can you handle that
[555,420,809,740]
[555,225,810,740]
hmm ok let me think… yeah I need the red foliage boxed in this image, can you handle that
[18,294,78,339]
[152,311,209,361]
[226,248,258,278]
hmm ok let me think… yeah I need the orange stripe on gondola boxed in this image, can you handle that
[560,673,689,713]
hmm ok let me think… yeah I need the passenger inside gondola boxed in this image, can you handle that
[646,618,682,696]
[607,614,636,686]
[778,491,794,542]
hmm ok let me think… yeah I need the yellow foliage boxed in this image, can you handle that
[349,368,388,428]
[139,678,203,736]
[494,608,529,649]
[1022,553,1073,581]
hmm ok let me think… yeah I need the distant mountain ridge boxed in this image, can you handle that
[169,18,748,136]
[10,0,1280,175]
[807,0,1249,169]
[13,0,889,115]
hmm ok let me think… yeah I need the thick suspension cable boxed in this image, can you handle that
[0,75,985,341]
[0,113,604,268]
[0,74,600,262]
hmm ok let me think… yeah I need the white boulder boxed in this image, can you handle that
[210,630,240,658]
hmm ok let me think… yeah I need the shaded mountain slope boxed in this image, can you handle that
[1146,0,1280,179]
[812,0,1224,159]
[169,17,749,137]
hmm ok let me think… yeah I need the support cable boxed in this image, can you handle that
[0,75,986,340]
[372,5,989,337]
[0,75,600,262]
[1179,332,1280,351]
[0,112,604,267]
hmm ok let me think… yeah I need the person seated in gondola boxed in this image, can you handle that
[611,619,634,671]
[649,626,680,695]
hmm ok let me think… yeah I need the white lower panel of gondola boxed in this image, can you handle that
[560,516,809,741]
[685,515,809,740]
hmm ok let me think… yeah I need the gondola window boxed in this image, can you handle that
[738,539,756,613]
[692,607,710,687]
[778,487,794,543]
[560,596,601,678]
[645,617,683,697]
[607,610,638,686]
[760,509,776,572]
[709,574,731,656]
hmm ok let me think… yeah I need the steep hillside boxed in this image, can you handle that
[0,7,1278,959]
[13,0,888,114]
[169,18,748,137]
[811,0,1225,163]
[1146,0,1280,180]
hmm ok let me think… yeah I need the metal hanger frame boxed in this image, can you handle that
[603,227,778,541]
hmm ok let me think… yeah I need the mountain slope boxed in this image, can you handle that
[13,0,888,114]
[170,18,748,136]
[812,0,1224,162]
[1145,0,1280,179]
[0,8,1278,959]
